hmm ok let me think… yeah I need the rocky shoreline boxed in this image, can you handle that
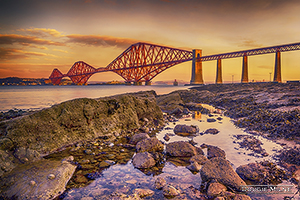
[0,82,300,199]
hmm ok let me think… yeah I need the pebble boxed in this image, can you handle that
[47,174,55,180]
[29,180,36,186]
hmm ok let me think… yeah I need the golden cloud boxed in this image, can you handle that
[66,34,141,48]
[0,34,64,46]
[0,47,56,60]
[18,28,65,37]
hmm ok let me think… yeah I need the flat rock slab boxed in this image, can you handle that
[0,157,76,200]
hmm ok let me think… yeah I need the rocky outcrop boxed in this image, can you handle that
[236,161,289,185]
[200,157,246,192]
[166,141,203,157]
[129,133,150,145]
[0,156,76,200]
[173,124,199,136]
[0,91,163,176]
[132,152,156,169]
[136,137,164,153]
[156,92,184,113]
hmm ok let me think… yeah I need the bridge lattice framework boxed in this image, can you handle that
[49,42,300,85]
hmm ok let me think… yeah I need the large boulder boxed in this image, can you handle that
[136,137,164,153]
[173,124,199,136]
[236,161,288,185]
[0,156,76,199]
[129,133,150,145]
[200,157,246,192]
[132,152,156,169]
[166,141,204,157]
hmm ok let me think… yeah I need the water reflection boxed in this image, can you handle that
[193,111,202,120]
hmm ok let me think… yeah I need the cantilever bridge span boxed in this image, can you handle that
[49,42,300,85]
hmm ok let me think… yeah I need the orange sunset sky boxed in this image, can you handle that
[0,0,300,83]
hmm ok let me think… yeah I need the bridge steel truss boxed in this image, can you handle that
[106,42,193,84]
[49,42,300,85]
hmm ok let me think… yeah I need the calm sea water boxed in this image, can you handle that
[0,85,190,112]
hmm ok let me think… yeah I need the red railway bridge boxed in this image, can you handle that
[49,42,300,85]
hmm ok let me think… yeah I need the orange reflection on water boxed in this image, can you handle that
[193,111,201,120]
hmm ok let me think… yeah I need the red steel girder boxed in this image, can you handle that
[67,61,96,84]
[106,42,193,82]
[49,68,63,85]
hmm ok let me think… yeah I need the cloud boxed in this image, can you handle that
[66,34,141,48]
[238,40,263,48]
[0,34,64,46]
[0,47,56,60]
[18,28,65,37]
[53,49,68,53]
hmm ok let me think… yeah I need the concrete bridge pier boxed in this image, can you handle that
[273,51,282,83]
[190,49,204,84]
[241,55,248,83]
[145,81,151,85]
[215,59,222,84]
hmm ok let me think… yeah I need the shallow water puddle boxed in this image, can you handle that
[60,105,297,199]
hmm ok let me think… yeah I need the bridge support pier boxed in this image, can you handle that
[241,55,248,83]
[134,82,142,85]
[145,81,151,85]
[215,59,222,84]
[273,51,282,83]
[190,49,204,84]
[125,82,132,85]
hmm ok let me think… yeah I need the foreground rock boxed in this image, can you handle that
[236,161,289,185]
[173,124,199,136]
[133,188,154,198]
[200,157,246,192]
[136,137,164,153]
[189,154,208,165]
[207,145,226,159]
[0,91,163,176]
[203,128,219,135]
[132,152,156,169]
[166,141,204,157]
[162,184,181,198]
[0,156,76,199]
[207,182,227,198]
[129,133,150,145]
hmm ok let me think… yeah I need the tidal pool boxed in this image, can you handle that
[58,106,298,199]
